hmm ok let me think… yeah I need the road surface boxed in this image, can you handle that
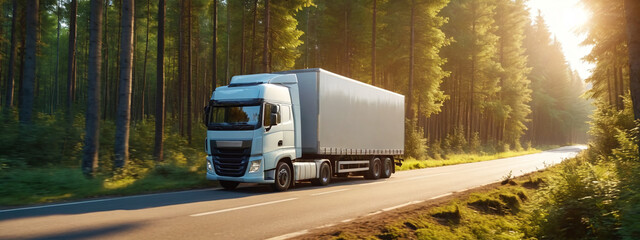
[0,146,584,240]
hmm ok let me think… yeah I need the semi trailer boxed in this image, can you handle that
[203,68,404,191]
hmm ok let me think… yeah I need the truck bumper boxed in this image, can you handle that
[206,155,275,184]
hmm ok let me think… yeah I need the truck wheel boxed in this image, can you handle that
[311,162,331,186]
[219,181,239,190]
[272,162,292,192]
[381,157,392,178]
[364,157,381,180]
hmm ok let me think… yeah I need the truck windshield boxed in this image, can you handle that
[208,105,262,130]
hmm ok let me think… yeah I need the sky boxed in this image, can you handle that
[526,0,594,80]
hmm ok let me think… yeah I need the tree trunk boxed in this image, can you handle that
[406,0,415,120]
[54,0,61,111]
[212,0,218,89]
[20,0,38,124]
[262,0,270,73]
[624,0,640,155]
[240,1,246,74]
[371,0,376,86]
[4,0,18,109]
[141,0,150,119]
[103,0,109,120]
[187,0,193,143]
[114,0,134,169]
[250,0,258,73]
[226,0,231,83]
[83,0,104,177]
[154,0,165,162]
[67,0,78,118]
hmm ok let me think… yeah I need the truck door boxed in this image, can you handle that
[263,103,284,165]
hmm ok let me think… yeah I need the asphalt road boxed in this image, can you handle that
[0,146,584,240]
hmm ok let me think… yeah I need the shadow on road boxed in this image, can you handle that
[0,175,379,221]
[29,223,141,240]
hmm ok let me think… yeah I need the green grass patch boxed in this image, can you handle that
[0,163,213,206]
[398,148,545,171]
[334,172,552,240]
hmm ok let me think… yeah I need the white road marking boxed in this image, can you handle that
[0,188,217,214]
[190,198,298,217]
[382,200,424,212]
[316,223,336,229]
[266,230,309,240]
[429,192,453,200]
[366,211,382,217]
[311,188,350,196]
[400,172,449,182]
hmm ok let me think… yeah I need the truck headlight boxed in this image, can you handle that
[207,160,213,171]
[249,160,261,173]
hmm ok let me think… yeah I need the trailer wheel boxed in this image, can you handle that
[311,162,331,186]
[219,181,239,190]
[365,157,381,180]
[272,162,292,192]
[381,157,392,178]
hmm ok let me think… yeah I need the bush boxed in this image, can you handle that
[405,119,427,159]
[444,125,467,154]
[533,155,620,239]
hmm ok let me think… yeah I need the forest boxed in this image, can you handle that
[0,0,609,177]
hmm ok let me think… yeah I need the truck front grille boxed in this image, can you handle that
[211,140,252,177]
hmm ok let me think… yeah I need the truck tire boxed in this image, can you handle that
[381,157,392,178]
[272,162,292,192]
[364,157,382,180]
[311,162,331,186]
[219,181,239,190]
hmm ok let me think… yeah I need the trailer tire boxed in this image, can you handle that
[272,161,292,192]
[381,157,392,178]
[364,157,382,180]
[311,162,331,186]
[219,181,239,190]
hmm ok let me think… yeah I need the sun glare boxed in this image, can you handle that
[527,0,594,80]
[561,6,590,32]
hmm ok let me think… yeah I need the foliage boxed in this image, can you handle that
[532,155,621,239]
[398,148,541,171]
[405,119,427,159]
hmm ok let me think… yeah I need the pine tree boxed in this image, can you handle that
[83,0,104,176]
[114,0,135,168]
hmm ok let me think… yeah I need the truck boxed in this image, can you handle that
[203,68,404,191]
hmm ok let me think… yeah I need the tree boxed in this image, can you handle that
[114,0,135,168]
[212,0,218,89]
[140,0,151,119]
[263,0,270,72]
[83,0,104,176]
[20,0,38,124]
[407,0,415,120]
[624,0,640,119]
[154,0,166,162]
[4,0,18,110]
[67,0,78,117]
[371,0,377,86]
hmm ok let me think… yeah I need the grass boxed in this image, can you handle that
[0,163,213,206]
[0,146,561,207]
[330,168,556,240]
[397,148,548,171]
